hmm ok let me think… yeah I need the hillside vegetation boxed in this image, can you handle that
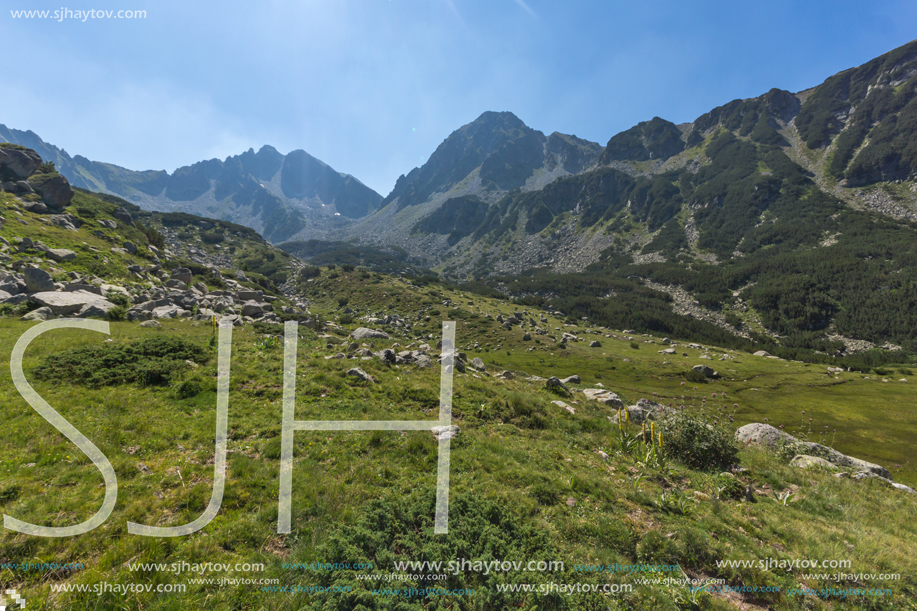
[2,260,916,610]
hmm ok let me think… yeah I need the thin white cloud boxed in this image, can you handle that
[513,0,538,18]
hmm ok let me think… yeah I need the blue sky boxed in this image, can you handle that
[4,0,915,195]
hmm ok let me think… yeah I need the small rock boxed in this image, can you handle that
[346,367,376,383]
[545,376,569,393]
[432,425,460,440]
[139,320,162,328]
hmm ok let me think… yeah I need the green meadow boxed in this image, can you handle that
[1,268,916,610]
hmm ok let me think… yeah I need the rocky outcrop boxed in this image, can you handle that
[0,146,42,179]
[352,327,392,340]
[582,388,624,408]
[736,423,891,479]
[790,455,839,470]
[29,290,117,317]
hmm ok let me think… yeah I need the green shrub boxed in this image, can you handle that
[637,530,680,564]
[201,230,225,244]
[629,341,640,349]
[175,378,202,399]
[107,293,131,308]
[337,297,349,307]
[684,369,709,384]
[712,473,745,500]
[136,222,165,249]
[530,482,560,506]
[33,335,208,388]
[107,305,127,321]
[338,314,354,325]
[660,411,738,471]
[299,265,321,280]
[37,160,56,174]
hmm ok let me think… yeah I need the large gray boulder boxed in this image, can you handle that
[692,364,715,377]
[237,289,263,301]
[113,207,134,226]
[240,301,264,317]
[471,357,486,371]
[0,146,42,179]
[152,305,190,319]
[46,248,76,262]
[353,327,391,340]
[736,423,890,479]
[29,290,116,317]
[21,307,54,321]
[29,173,74,209]
[23,267,56,293]
[171,267,193,286]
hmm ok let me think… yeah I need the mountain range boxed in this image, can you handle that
[0,126,382,243]
[4,39,917,354]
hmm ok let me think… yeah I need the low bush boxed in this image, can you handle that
[659,411,738,471]
[299,266,321,280]
[33,335,208,388]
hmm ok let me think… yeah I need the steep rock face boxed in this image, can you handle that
[794,40,917,186]
[545,132,603,174]
[381,111,601,212]
[412,195,491,246]
[279,149,381,218]
[598,117,685,163]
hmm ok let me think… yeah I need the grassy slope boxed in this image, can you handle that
[1,268,915,610]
